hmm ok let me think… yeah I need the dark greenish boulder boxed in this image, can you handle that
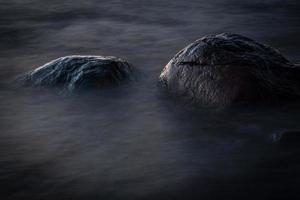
[20,55,135,91]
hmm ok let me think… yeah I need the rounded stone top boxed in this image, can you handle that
[20,55,135,91]
[160,33,300,107]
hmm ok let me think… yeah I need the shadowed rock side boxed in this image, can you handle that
[159,33,300,107]
[19,56,135,91]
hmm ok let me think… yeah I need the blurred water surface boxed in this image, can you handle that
[0,0,300,199]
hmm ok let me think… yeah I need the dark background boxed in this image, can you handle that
[0,0,300,199]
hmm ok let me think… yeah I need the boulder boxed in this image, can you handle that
[270,130,300,147]
[159,33,300,107]
[20,55,135,91]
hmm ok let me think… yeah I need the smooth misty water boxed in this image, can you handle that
[0,0,300,199]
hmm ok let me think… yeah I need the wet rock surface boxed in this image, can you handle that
[159,33,300,107]
[19,56,135,91]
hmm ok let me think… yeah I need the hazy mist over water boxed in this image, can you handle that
[0,0,300,199]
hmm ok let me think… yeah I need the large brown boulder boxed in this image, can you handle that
[159,33,300,107]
